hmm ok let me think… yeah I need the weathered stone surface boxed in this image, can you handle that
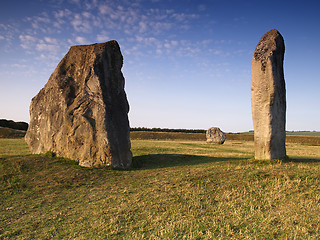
[25,40,132,168]
[206,127,226,144]
[251,29,286,160]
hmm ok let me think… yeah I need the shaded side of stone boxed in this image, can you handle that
[25,40,132,168]
[251,29,286,160]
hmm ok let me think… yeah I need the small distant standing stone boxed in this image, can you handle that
[251,29,286,160]
[206,127,226,144]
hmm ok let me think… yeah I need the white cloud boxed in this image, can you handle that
[99,4,112,15]
[19,35,37,49]
[75,36,88,45]
[209,49,230,57]
[53,9,71,29]
[164,43,171,49]
[44,1,198,41]
[36,43,59,52]
[213,50,223,55]
[71,14,92,32]
[69,0,81,5]
[152,22,172,33]
[139,21,147,33]
[82,11,91,18]
[26,13,51,33]
[135,36,163,52]
[172,13,198,22]
[54,9,72,19]
[19,35,37,42]
[123,45,143,56]
[84,0,98,10]
[173,40,205,58]
[19,35,60,53]
[201,39,212,45]
[7,0,212,67]
[0,23,17,49]
[92,16,102,27]
[11,63,27,68]
[36,53,60,64]
[171,40,178,47]
[161,40,179,50]
[44,37,58,44]
[34,15,50,24]
[96,33,110,42]
[198,4,206,11]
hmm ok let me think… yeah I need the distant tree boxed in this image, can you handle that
[130,127,205,134]
[0,119,28,131]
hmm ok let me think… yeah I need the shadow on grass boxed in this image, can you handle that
[132,154,246,169]
[286,157,320,163]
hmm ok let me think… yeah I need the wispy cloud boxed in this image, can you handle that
[96,31,110,42]
[75,36,89,45]
[98,4,112,15]
[44,37,58,45]
[0,0,217,68]
[19,34,61,53]
[198,4,207,11]
[0,23,19,50]
[19,35,37,49]
[172,13,198,22]
[11,63,28,68]
[71,13,93,32]
[25,13,51,32]
[36,42,60,52]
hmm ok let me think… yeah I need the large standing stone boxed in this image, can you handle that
[206,127,226,144]
[251,29,286,160]
[25,40,132,168]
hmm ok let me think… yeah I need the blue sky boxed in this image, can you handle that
[0,0,319,132]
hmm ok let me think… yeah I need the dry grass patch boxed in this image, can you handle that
[286,143,320,159]
[1,138,320,239]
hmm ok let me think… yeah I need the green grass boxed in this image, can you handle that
[0,138,31,157]
[1,139,320,239]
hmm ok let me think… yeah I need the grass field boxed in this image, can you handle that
[239,131,320,137]
[1,138,320,239]
[131,131,320,146]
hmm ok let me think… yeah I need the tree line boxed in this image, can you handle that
[0,119,28,131]
[0,120,207,134]
[130,127,206,134]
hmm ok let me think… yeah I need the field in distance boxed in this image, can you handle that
[1,138,320,239]
[240,130,320,137]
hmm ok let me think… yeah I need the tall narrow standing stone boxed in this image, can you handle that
[25,40,132,168]
[251,29,286,160]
